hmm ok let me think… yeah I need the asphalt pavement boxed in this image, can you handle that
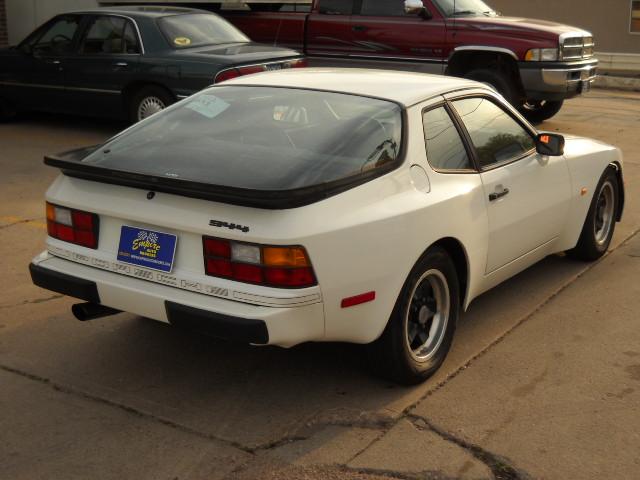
[1,89,639,480]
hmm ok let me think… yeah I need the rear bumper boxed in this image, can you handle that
[30,252,325,347]
[519,60,598,101]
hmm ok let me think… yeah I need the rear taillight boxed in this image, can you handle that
[214,57,309,83]
[203,236,316,288]
[46,202,99,249]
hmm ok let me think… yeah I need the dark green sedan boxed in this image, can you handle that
[0,6,306,123]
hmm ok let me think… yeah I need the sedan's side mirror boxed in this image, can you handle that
[536,132,565,156]
[404,0,432,19]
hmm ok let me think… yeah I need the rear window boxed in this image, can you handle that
[82,86,403,192]
[158,13,249,48]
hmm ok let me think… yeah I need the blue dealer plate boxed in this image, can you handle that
[117,226,177,273]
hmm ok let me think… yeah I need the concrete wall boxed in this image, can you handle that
[5,0,97,45]
[490,0,640,54]
[0,0,8,47]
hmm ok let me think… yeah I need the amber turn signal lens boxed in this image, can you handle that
[46,202,56,221]
[263,246,310,267]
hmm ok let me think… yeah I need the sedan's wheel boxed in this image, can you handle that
[519,100,564,124]
[129,86,174,123]
[567,167,619,261]
[368,247,459,385]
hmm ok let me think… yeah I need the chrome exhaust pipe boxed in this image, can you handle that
[72,302,120,321]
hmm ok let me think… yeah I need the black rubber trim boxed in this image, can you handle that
[165,301,269,345]
[29,262,100,303]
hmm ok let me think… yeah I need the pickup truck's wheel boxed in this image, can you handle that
[567,167,619,261]
[368,247,459,385]
[519,100,564,124]
[129,86,175,123]
[464,69,517,105]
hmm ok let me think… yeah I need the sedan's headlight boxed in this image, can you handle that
[525,48,559,62]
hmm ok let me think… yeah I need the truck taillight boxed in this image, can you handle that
[214,58,309,83]
[46,202,99,249]
[203,236,316,288]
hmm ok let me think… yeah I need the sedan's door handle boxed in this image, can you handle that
[489,188,510,202]
[114,62,128,68]
[46,60,61,65]
[352,25,368,32]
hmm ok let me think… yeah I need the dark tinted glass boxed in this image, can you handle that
[452,98,535,168]
[158,13,249,48]
[319,0,353,15]
[360,0,408,16]
[423,107,472,170]
[82,86,403,191]
[81,16,126,54]
[30,16,80,55]
[123,21,141,54]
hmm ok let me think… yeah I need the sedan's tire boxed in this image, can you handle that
[567,167,619,261]
[368,247,459,385]
[129,85,175,123]
[519,100,564,124]
[464,69,518,105]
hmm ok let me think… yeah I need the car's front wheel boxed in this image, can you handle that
[129,86,175,123]
[368,247,459,385]
[568,167,620,261]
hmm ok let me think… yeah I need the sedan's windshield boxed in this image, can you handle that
[82,86,403,192]
[158,13,249,48]
[432,0,497,17]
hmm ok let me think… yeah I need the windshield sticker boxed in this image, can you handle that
[173,36,192,47]
[185,95,230,119]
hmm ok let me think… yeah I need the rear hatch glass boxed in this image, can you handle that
[79,86,403,195]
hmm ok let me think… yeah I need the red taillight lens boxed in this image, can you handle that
[214,68,241,83]
[289,58,308,68]
[202,236,316,288]
[46,202,98,249]
[237,64,267,76]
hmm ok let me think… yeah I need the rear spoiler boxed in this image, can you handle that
[43,146,395,210]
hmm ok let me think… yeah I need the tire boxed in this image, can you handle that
[519,100,564,124]
[367,247,459,385]
[567,167,619,261]
[129,85,175,123]
[464,69,518,105]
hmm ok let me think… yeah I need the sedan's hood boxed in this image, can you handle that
[173,42,301,65]
[455,16,590,41]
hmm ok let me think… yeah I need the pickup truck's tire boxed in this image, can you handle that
[129,85,175,123]
[464,69,517,105]
[367,247,459,385]
[519,100,563,124]
[567,167,619,261]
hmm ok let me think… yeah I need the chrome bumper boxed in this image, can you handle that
[519,61,598,100]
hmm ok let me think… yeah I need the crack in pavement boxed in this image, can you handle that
[0,294,64,310]
[0,217,46,230]
[407,415,531,480]
[338,465,461,480]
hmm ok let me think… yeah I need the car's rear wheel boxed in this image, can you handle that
[129,85,175,123]
[567,167,619,261]
[519,100,564,124]
[463,69,518,105]
[368,247,459,385]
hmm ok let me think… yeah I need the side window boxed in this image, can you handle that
[423,106,472,171]
[80,16,127,54]
[452,98,535,169]
[360,0,409,16]
[30,16,81,55]
[319,0,354,15]
[123,21,141,54]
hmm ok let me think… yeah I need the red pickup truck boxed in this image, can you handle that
[216,0,597,122]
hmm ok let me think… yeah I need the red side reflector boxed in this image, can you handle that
[341,291,376,309]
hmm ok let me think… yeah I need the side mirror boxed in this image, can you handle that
[536,132,565,156]
[18,43,33,56]
[404,0,432,19]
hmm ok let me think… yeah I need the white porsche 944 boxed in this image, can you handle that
[30,69,624,384]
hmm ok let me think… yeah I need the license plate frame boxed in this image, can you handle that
[117,226,178,273]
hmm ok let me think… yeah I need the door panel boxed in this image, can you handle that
[306,0,355,56]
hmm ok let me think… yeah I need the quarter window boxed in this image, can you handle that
[422,106,472,171]
[319,0,354,15]
[452,98,535,169]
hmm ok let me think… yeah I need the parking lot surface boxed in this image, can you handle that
[1,90,639,480]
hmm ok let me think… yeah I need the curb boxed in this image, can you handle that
[593,75,640,92]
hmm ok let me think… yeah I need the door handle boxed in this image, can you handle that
[114,62,128,67]
[46,60,61,65]
[489,188,510,202]
[352,25,368,32]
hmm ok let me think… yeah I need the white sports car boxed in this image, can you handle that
[30,69,624,384]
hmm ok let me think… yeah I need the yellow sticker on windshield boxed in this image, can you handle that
[174,37,191,46]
